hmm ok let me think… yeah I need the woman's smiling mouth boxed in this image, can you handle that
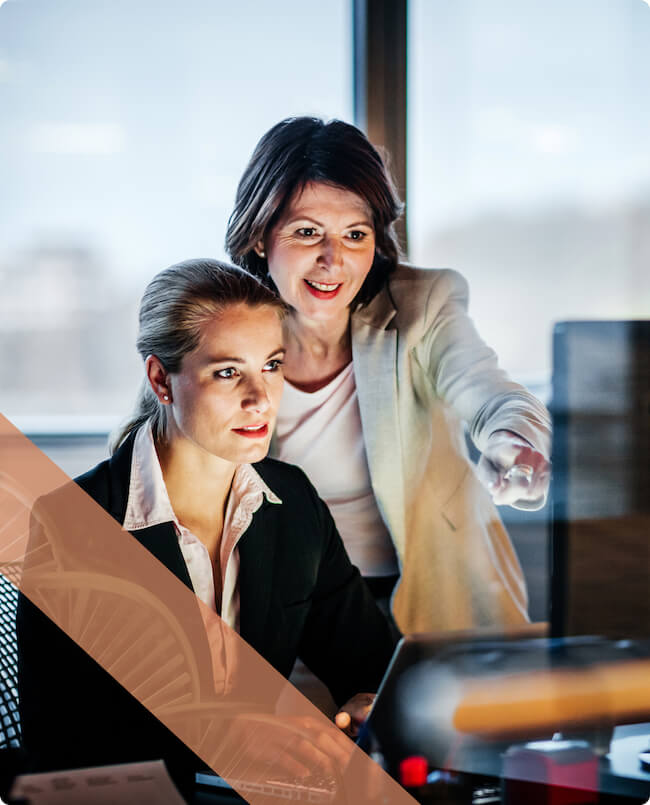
[304,279,342,298]
[232,423,269,438]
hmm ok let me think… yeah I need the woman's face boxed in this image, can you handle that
[165,303,285,466]
[262,182,376,324]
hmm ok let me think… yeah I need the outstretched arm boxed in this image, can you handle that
[419,269,551,508]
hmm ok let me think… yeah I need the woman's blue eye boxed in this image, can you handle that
[215,368,237,379]
[264,359,284,372]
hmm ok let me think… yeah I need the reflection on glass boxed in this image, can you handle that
[408,0,650,381]
[0,0,352,420]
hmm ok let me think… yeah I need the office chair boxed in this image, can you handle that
[0,564,25,798]
[0,566,20,751]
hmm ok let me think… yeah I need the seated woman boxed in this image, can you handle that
[17,259,396,787]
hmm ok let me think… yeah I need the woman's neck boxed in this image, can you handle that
[155,434,235,560]
[283,311,352,392]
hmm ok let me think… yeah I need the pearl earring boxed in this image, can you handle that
[259,250,266,258]
[162,394,169,402]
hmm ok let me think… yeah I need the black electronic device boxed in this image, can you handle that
[550,320,650,640]
[359,631,650,802]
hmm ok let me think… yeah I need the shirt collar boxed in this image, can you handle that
[122,422,281,532]
[232,462,282,507]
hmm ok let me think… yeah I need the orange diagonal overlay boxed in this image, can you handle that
[0,414,416,805]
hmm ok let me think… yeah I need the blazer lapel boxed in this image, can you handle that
[351,291,406,553]
[131,523,194,592]
[104,432,194,592]
[237,500,277,654]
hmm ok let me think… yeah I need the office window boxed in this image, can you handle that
[408,0,650,387]
[0,0,352,427]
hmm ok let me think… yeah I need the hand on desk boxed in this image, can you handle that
[334,693,375,739]
[335,694,385,803]
[218,711,352,782]
[477,430,551,511]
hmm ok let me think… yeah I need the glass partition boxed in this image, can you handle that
[408,0,650,387]
[0,0,352,430]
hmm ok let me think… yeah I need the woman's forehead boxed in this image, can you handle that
[194,304,282,354]
[283,181,373,221]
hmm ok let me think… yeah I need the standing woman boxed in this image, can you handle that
[226,117,551,634]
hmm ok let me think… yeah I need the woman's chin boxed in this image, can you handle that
[294,297,351,323]
[232,439,272,464]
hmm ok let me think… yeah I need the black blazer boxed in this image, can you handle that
[17,431,396,780]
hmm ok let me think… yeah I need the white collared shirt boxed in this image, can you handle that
[122,423,281,631]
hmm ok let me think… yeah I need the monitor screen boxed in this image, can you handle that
[550,320,650,639]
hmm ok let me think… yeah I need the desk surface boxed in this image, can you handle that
[186,725,650,804]
[186,728,650,804]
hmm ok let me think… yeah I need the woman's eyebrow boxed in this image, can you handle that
[284,214,373,228]
[283,214,324,227]
[204,356,245,365]
[202,347,285,365]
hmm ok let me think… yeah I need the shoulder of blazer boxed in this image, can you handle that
[73,430,136,523]
[26,431,138,577]
[354,264,469,338]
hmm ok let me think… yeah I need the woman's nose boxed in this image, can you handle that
[318,235,343,269]
[241,379,271,413]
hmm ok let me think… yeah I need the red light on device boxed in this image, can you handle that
[399,755,428,787]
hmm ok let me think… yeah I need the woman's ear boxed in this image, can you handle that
[145,355,172,404]
[254,240,266,259]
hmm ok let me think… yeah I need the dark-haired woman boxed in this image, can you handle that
[226,117,551,634]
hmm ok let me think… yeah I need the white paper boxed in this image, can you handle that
[9,759,188,805]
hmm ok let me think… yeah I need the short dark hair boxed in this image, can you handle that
[225,117,404,308]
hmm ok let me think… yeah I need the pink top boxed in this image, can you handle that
[122,423,282,631]
[275,363,397,577]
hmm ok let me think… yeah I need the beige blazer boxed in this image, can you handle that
[349,265,551,634]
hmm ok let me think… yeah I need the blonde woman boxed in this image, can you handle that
[17,259,395,786]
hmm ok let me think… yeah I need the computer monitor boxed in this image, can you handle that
[550,320,650,639]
